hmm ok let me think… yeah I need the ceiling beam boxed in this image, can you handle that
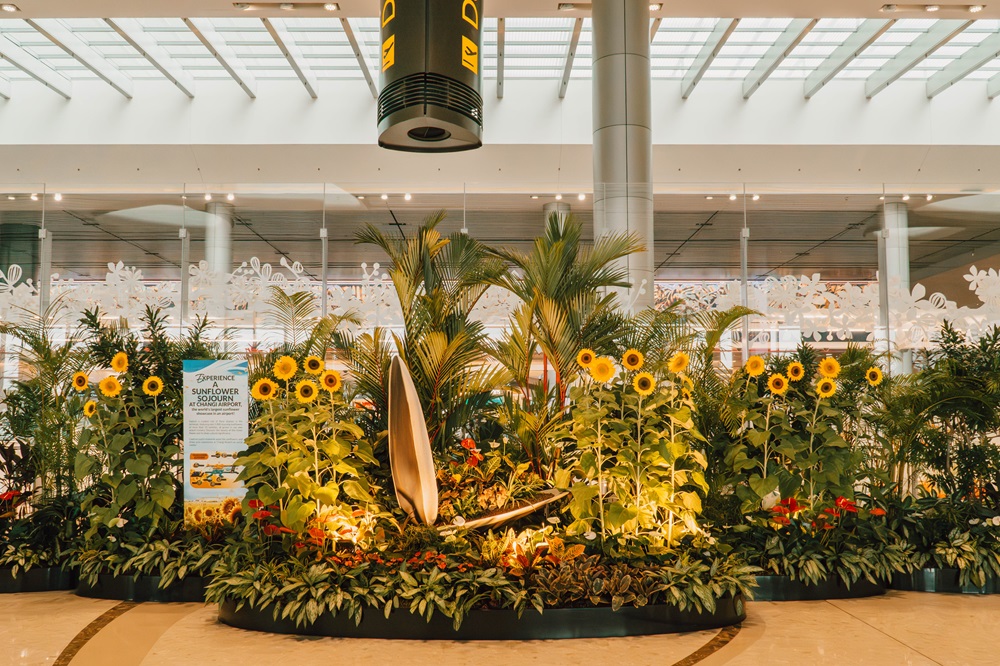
[0,74,10,100]
[261,17,318,99]
[742,18,817,99]
[927,31,1000,98]
[105,18,195,98]
[558,17,583,99]
[0,33,71,99]
[804,18,894,99]
[649,17,662,43]
[865,19,973,99]
[26,18,132,99]
[681,18,738,99]
[988,72,1000,99]
[339,17,377,100]
[497,17,505,99]
[183,18,256,99]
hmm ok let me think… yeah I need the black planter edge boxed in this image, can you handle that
[0,566,77,594]
[891,569,1000,595]
[218,594,746,640]
[751,575,886,602]
[75,573,206,603]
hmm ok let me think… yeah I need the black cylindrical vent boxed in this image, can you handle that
[378,0,484,152]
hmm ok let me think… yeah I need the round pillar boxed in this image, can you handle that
[205,202,234,276]
[592,0,653,312]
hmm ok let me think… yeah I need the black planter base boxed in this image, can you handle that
[752,575,886,601]
[0,567,76,593]
[218,595,746,640]
[892,569,1000,595]
[76,573,206,603]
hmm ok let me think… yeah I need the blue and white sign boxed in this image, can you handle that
[182,359,249,523]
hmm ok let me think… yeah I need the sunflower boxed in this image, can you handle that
[320,369,342,392]
[818,357,841,379]
[786,361,805,382]
[622,349,644,371]
[745,355,766,377]
[72,372,89,391]
[589,357,616,383]
[633,372,656,396]
[767,373,789,396]
[668,352,690,374]
[273,355,298,381]
[304,355,325,375]
[83,400,97,417]
[142,375,164,397]
[251,378,278,401]
[110,352,128,373]
[296,379,319,404]
[865,366,884,387]
[98,376,122,398]
[576,348,595,368]
[816,378,837,399]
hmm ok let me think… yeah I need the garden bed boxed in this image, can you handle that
[0,567,76,594]
[891,569,1000,595]
[751,575,886,602]
[76,573,206,602]
[218,594,746,640]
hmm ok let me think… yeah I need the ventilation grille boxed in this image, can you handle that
[378,72,483,127]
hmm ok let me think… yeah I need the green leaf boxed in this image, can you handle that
[748,474,779,500]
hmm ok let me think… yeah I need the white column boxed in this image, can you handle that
[881,200,912,373]
[205,202,234,276]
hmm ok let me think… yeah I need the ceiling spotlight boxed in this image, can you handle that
[323,2,339,10]
[0,4,19,12]
[530,195,540,200]
[705,196,714,200]
[205,193,213,201]
[970,4,985,11]
[902,194,911,201]
[555,194,563,200]
[227,193,236,201]
[6,196,14,201]
[649,3,663,10]
[729,194,737,201]
[577,193,586,201]
[279,3,295,9]
[54,193,63,202]
[879,196,886,201]
[557,3,577,10]
[925,4,940,10]
[233,2,250,9]
[752,194,760,201]
[404,193,412,201]
[30,193,38,201]
[926,194,934,201]
[357,195,365,200]
[880,3,898,11]
[380,193,388,200]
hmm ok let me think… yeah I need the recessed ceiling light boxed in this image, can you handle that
[752,194,760,201]
[279,2,294,9]
[577,193,586,201]
[555,194,563,200]
[205,193,213,201]
[880,3,898,11]
[902,194,911,201]
[926,194,934,201]
[0,4,19,12]
[530,195,540,200]
[705,196,714,200]
[970,4,985,11]
[323,2,339,10]
[380,194,388,200]
[404,193,412,201]
[6,196,14,200]
[729,194,737,201]
[54,193,63,201]
[926,4,940,11]
[357,195,365,200]
[879,196,886,200]
[227,193,236,201]
[649,3,663,10]
[233,3,251,9]
[30,193,38,201]
[557,3,577,10]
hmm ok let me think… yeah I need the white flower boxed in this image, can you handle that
[970,518,981,525]
[991,516,1000,526]
[107,536,116,542]
[546,516,560,524]
[583,531,597,541]
[761,489,781,510]
[452,516,466,526]
[489,441,501,449]
[110,517,129,528]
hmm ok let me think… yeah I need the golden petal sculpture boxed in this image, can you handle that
[388,356,438,525]
[456,488,568,531]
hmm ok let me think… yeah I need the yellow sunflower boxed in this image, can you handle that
[576,348,595,368]
[767,373,789,396]
[98,376,122,398]
[589,357,616,384]
[296,379,319,404]
[251,378,278,401]
[83,400,97,417]
[745,355,766,377]
[668,352,690,374]
[304,355,325,375]
[786,361,805,382]
[142,375,164,397]
[622,349,644,371]
[865,366,884,387]
[274,356,297,381]
[72,372,89,391]
[816,378,837,399]
[110,352,128,373]
[633,372,656,396]
[818,357,841,379]
[320,369,342,392]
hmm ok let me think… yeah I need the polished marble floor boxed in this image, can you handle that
[1,590,998,665]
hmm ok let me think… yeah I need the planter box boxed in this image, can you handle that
[752,575,886,602]
[76,573,206,603]
[218,594,746,640]
[0,566,76,593]
[891,568,1000,595]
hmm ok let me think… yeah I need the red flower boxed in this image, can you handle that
[262,524,280,536]
[835,496,858,513]
[295,542,306,549]
[278,527,296,534]
[307,527,325,539]
[248,499,263,509]
[466,454,481,467]
[0,490,21,501]
[772,515,791,525]
[778,497,800,512]
[252,510,273,520]
[870,508,887,517]
[822,508,841,518]
[460,438,477,450]
[822,523,835,530]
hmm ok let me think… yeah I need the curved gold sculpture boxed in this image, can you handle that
[388,356,439,525]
